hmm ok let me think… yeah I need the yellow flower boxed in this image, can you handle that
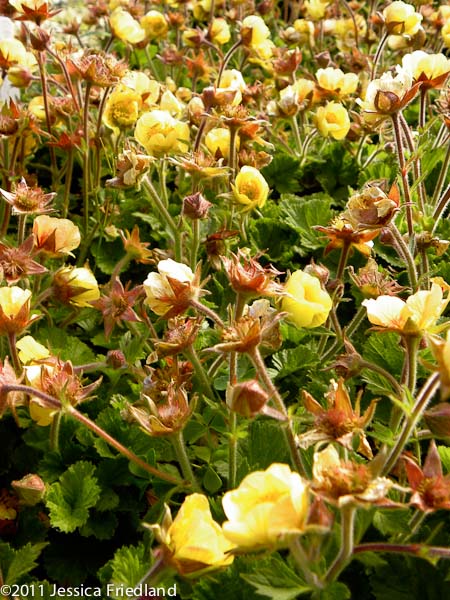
[232,166,269,212]
[0,287,34,335]
[241,15,270,48]
[304,0,330,21]
[222,464,309,550]
[121,71,161,108]
[383,1,423,36]
[150,494,235,575]
[216,69,247,106]
[443,21,450,48]
[53,267,100,308]
[205,127,238,159]
[33,215,81,257]
[315,101,350,140]
[362,282,449,335]
[141,10,169,40]
[402,51,450,88]
[282,270,332,328]
[28,96,47,122]
[293,19,315,45]
[134,110,189,157]
[0,39,37,71]
[315,67,359,97]
[143,259,201,317]
[210,18,231,45]
[159,90,184,119]
[110,8,146,44]
[358,66,416,119]
[103,87,141,132]
[16,335,50,364]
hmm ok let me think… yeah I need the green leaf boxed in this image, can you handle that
[373,509,411,536]
[248,420,290,471]
[0,542,47,585]
[363,332,404,381]
[280,193,335,255]
[272,345,318,379]
[37,326,96,365]
[242,554,310,600]
[262,154,302,194]
[105,543,150,597]
[316,582,351,600]
[438,446,450,474]
[203,466,222,493]
[90,238,124,275]
[45,461,101,533]
[80,510,118,540]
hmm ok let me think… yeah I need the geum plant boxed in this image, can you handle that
[1,0,450,597]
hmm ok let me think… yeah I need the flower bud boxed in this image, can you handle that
[53,266,100,307]
[106,349,127,369]
[29,27,50,51]
[226,380,269,417]
[11,474,45,506]
[7,66,33,88]
[423,403,450,438]
[182,192,212,220]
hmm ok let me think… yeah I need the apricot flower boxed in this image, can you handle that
[134,110,189,157]
[150,494,234,575]
[315,102,350,140]
[232,166,269,212]
[281,270,332,328]
[362,282,449,335]
[143,259,201,318]
[222,464,309,549]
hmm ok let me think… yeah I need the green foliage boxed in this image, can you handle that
[0,542,47,585]
[262,154,303,195]
[45,461,101,533]
[279,193,335,255]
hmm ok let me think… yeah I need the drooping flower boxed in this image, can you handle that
[382,1,423,36]
[52,266,100,308]
[134,110,190,157]
[402,51,450,90]
[312,445,393,507]
[314,102,350,140]
[149,494,235,575]
[222,463,309,550]
[141,10,169,41]
[281,270,332,329]
[143,259,202,318]
[232,166,269,212]
[362,282,449,336]
[315,67,359,99]
[358,66,419,120]
[33,216,81,257]
[0,287,37,335]
[109,8,146,44]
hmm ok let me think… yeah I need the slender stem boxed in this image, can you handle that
[189,299,224,328]
[143,176,182,261]
[37,52,57,175]
[248,347,307,477]
[381,373,440,476]
[419,88,427,131]
[389,222,419,292]
[17,214,27,246]
[0,384,184,486]
[82,82,92,238]
[431,183,450,235]
[50,411,62,452]
[289,537,323,590]
[431,141,450,209]
[403,335,420,394]
[354,543,450,560]
[62,149,74,218]
[183,345,215,400]
[370,31,389,80]
[217,39,242,87]
[392,112,414,241]
[359,359,404,398]
[190,219,200,272]
[399,113,426,215]
[325,505,356,583]
[291,116,303,155]
[321,306,367,363]
[228,293,247,489]
[7,333,21,376]
[171,430,200,491]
